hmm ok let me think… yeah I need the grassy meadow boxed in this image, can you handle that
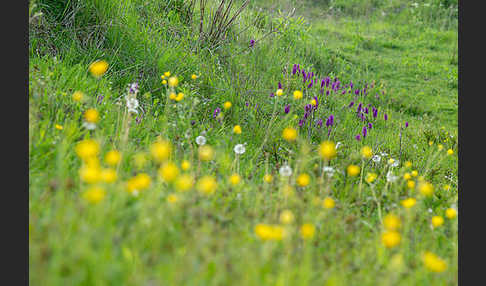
[29,0,458,285]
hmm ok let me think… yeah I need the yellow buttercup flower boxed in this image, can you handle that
[347,165,360,177]
[422,252,447,273]
[300,223,316,239]
[383,214,401,231]
[431,216,444,228]
[150,140,172,162]
[104,150,121,166]
[428,141,434,146]
[75,139,100,160]
[164,71,171,77]
[404,161,412,168]
[447,149,454,155]
[437,144,443,151]
[233,125,242,134]
[282,127,297,142]
[169,92,177,100]
[191,74,198,80]
[310,98,317,106]
[168,76,179,87]
[366,172,377,183]
[263,174,273,183]
[279,210,294,224]
[275,89,284,96]
[160,75,166,80]
[445,208,457,219]
[126,173,151,194]
[175,92,185,101]
[181,160,191,171]
[82,186,106,204]
[411,170,418,177]
[418,181,434,197]
[100,168,117,183]
[407,180,416,189]
[293,90,303,99]
[159,162,180,182]
[401,198,417,208]
[254,224,286,241]
[162,79,167,85]
[296,173,310,187]
[361,146,373,159]
[403,173,412,180]
[381,230,401,248]
[84,109,99,123]
[223,101,232,109]
[229,174,241,186]
[88,60,108,78]
[175,174,194,192]
[443,184,451,191]
[196,175,217,195]
[322,197,335,209]
[198,145,214,161]
[72,91,84,102]
[319,141,336,160]
[79,165,101,184]
[55,124,63,130]
[167,194,179,204]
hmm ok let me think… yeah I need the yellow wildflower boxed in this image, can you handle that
[84,109,99,123]
[361,146,373,159]
[279,210,294,224]
[82,186,106,204]
[322,197,336,209]
[319,141,337,160]
[198,145,214,161]
[196,175,217,195]
[347,165,360,177]
[381,231,401,248]
[150,140,172,162]
[422,252,447,273]
[282,127,297,142]
[293,90,303,99]
[223,101,232,109]
[431,216,444,228]
[300,223,316,239]
[88,60,108,78]
[229,174,241,186]
[104,150,121,166]
[233,125,242,134]
[175,174,194,192]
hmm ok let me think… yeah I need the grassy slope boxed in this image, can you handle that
[29,0,458,285]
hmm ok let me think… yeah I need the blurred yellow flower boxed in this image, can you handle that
[198,145,214,161]
[168,76,179,87]
[275,89,284,96]
[162,79,167,85]
[233,125,242,134]
[181,160,191,171]
[404,161,412,168]
[255,224,286,241]
[263,174,273,183]
[347,165,360,177]
[175,174,194,192]
[407,180,416,189]
[164,71,171,77]
[104,150,121,166]
[296,173,310,187]
[401,198,417,208]
[300,223,316,239]
[282,127,297,141]
[431,216,444,228]
[150,140,172,162]
[418,181,434,197]
[167,194,179,204]
[75,139,100,160]
[100,168,117,183]
[175,92,185,101]
[79,165,101,184]
[447,149,454,155]
[191,74,198,80]
[89,60,108,78]
[169,92,177,100]
[411,170,418,177]
[279,210,294,224]
[82,186,106,204]
[223,101,232,109]
[403,173,411,180]
[322,197,335,209]
[293,90,303,99]
[229,174,241,186]
[159,162,180,182]
[383,214,401,231]
[381,231,401,248]
[84,109,99,123]
[422,252,447,272]
[445,208,457,219]
[319,141,336,160]
[55,124,63,130]
[196,175,217,195]
[72,91,84,102]
[366,172,377,183]
[361,146,372,159]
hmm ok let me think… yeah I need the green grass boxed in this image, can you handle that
[29,0,458,285]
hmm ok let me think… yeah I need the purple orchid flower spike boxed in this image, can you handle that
[316,119,323,128]
[355,134,361,141]
[308,79,313,88]
[313,96,319,109]
[326,90,330,96]
[292,64,297,75]
[372,107,378,118]
[270,92,275,98]
[284,105,290,114]
[249,39,255,47]
[405,122,409,128]
[299,119,305,127]
[368,122,373,129]
[357,103,363,113]
[362,126,367,138]
[278,82,282,89]
[191,120,196,126]
[384,113,388,121]
[305,104,312,112]
[321,79,325,89]
[354,89,360,96]
[213,107,221,118]
[348,101,355,108]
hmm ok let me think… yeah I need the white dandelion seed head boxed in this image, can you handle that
[323,166,336,177]
[386,171,398,183]
[126,97,139,110]
[234,144,246,155]
[279,165,292,177]
[196,135,206,146]
[428,208,433,213]
[82,122,97,130]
